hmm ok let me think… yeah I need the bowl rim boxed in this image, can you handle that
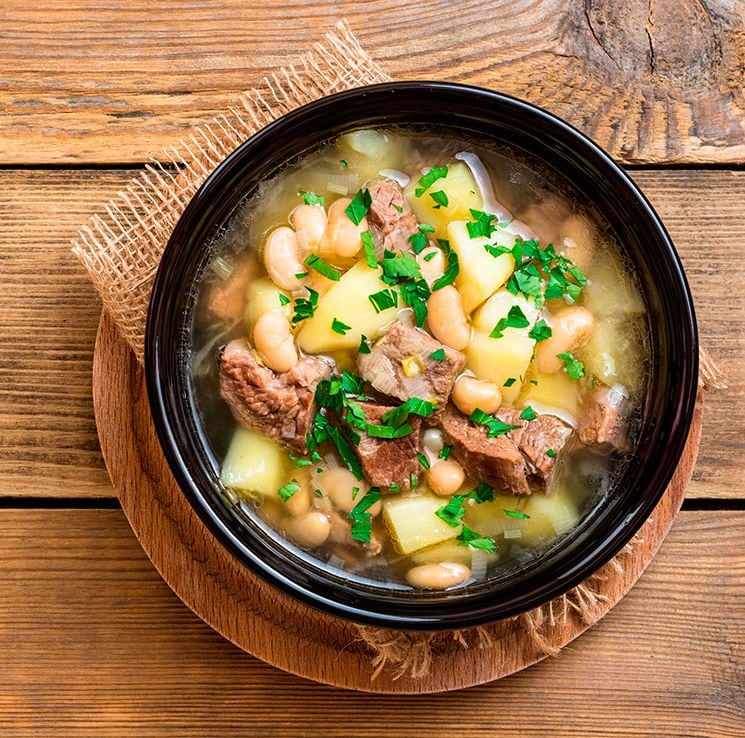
[145,80,699,630]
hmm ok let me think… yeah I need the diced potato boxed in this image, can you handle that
[220,427,288,496]
[244,277,290,333]
[337,129,405,183]
[577,314,646,394]
[471,288,539,334]
[465,330,535,404]
[448,220,517,313]
[519,367,581,422]
[582,249,646,318]
[464,487,580,547]
[295,261,396,353]
[384,494,458,554]
[410,540,473,567]
[404,161,483,239]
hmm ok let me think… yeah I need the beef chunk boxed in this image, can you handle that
[440,405,571,495]
[220,339,331,453]
[352,401,422,489]
[367,179,420,254]
[578,385,630,452]
[358,322,465,406]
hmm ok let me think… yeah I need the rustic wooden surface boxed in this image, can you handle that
[0,0,744,732]
[92,310,703,693]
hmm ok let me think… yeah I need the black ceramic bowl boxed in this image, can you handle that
[146,81,698,630]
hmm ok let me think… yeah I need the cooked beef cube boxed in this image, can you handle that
[352,401,422,489]
[220,338,331,453]
[358,322,465,406]
[578,385,630,452]
[367,179,420,254]
[440,405,571,495]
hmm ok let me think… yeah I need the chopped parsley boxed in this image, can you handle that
[431,242,459,291]
[546,449,557,458]
[277,293,290,306]
[435,493,468,527]
[288,453,312,469]
[304,254,341,281]
[294,271,309,279]
[423,250,437,262]
[291,287,319,325]
[399,277,431,327]
[557,351,586,380]
[528,319,552,343]
[429,348,446,361]
[331,317,351,335]
[466,209,498,239]
[503,377,517,387]
[382,252,421,280]
[419,223,435,234]
[489,305,530,339]
[298,190,324,206]
[361,230,377,268]
[414,165,448,197]
[368,288,398,313]
[348,487,382,543]
[520,406,537,421]
[408,231,428,254]
[277,480,300,502]
[457,524,497,553]
[340,159,348,168]
[366,422,414,439]
[417,452,430,470]
[393,203,404,213]
[345,188,372,225]
[503,509,531,520]
[429,190,449,209]
[469,408,520,438]
[381,397,436,428]
[439,444,452,460]
[358,334,372,354]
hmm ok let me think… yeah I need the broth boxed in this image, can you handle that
[191,127,648,591]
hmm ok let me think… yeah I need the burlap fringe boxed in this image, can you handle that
[71,20,391,363]
[70,20,724,682]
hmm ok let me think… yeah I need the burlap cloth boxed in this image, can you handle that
[72,21,724,681]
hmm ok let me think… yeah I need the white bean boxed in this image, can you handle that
[452,376,502,416]
[406,562,471,590]
[417,246,445,287]
[422,428,444,456]
[317,468,379,515]
[426,285,470,350]
[560,214,596,272]
[284,511,331,548]
[428,460,466,497]
[253,310,298,373]
[534,306,595,374]
[289,204,327,253]
[263,226,306,290]
[320,198,366,259]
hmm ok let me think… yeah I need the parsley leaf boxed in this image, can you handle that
[469,408,520,438]
[368,288,398,313]
[408,231,428,254]
[348,487,382,543]
[457,524,496,553]
[304,254,341,281]
[466,209,497,239]
[361,230,378,268]
[414,166,448,197]
[423,250,437,262]
[528,319,552,343]
[520,406,537,421]
[429,348,445,361]
[435,494,468,527]
[277,480,300,502]
[503,377,517,387]
[278,293,290,306]
[439,445,452,460]
[557,351,586,380]
[382,252,421,280]
[331,318,351,335]
[417,452,430,470]
[358,334,372,354]
[345,188,372,225]
[431,243,459,291]
[381,398,435,428]
[291,287,319,326]
[546,448,557,458]
[366,422,414,438]
[503,509,531,520]
[489,305,530,339]
[298,190,324,206]
[340,159,348,168]
[429,190,449,209]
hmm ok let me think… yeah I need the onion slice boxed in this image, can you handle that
[454,151,512,222]
[378,168,410,187]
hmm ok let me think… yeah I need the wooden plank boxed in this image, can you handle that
[0,168,742,498]
[0,508,742,735]
[1,1,744,165]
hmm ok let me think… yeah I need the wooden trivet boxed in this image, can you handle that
[93,311,703,694]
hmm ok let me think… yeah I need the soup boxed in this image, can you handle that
[192,127,648,591]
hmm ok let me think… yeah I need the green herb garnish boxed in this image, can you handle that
[382,252,421,280]
[419,223,435,234]
[348,487,382,543]
[546,449,557,458]
[429,348,445,361]
[331,317,351,335]
[489,305,530,339]
[304,254,341,281]
[423,250,437,262]
[288,453,312,469]
[277,480,300,502]
[361,230,378,268]
[435,493,468,527]
[457,524,497,553]
[278,293,290,306]
[439,445,452,460]
[528,319,552,343]
[294,271,309,279]
[503,377,517,387]
[358,334,372,354]
[503,509,531,520]
[393,203,403,213]
[418,452,430,470]
[414,166,448,197]
[520,406,537,421]
[466,209,497,239]
[298,190,324,206]
[429,190,449,209]
[557,352,586,380]
[366,422,414,439]
[408,231,428,254]
[340,159,348,168]
[291,287,319,325]
[368,288,398,313]
[431,243,459,291]
[345,188,372,225]
[469,408,520,438]
[381,398,435,428]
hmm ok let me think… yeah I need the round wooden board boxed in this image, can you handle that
[93,311,703,694]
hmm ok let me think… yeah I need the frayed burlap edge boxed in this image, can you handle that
[70,20,723,682]
[71,20,391,363]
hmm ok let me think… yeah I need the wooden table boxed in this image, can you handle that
[1,2,744,735]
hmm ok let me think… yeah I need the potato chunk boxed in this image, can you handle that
[471,288,539,334]
[220,427,288,496]
[295,261,396,353]
[404,161,483,239]
[244,277,290,333]
[448,220,517,313]
[519,368,581,422]
[384,494,458,554]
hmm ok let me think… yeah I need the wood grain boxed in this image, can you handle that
[1,508,742,736]
[1,168,740,498]
[91,309,703,692]
[1,1,744,164]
